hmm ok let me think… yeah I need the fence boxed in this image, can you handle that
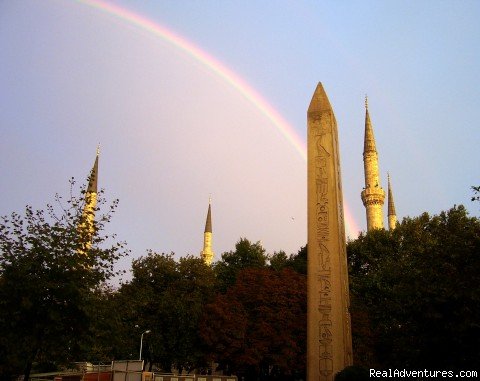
[154,376,237,381]
[30,361,237,381]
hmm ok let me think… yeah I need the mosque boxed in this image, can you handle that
[81,97,397,266]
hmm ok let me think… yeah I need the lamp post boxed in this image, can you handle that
[139,330,151,360]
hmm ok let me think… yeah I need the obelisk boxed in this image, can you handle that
[307,83,353,381]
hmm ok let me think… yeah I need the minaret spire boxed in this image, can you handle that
[361,97,385,230]
[79,147,100,254]
[87,145,99,194]
[204,199,212,234]
[200,198,214,265]
[387,173,397,230]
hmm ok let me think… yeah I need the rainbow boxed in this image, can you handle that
[73,0,361,238]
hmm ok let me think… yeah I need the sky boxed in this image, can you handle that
[1,0,479,277]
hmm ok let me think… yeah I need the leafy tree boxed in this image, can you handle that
[117,253,215,372]
[0,180,127,381]
[214,238,267,292]
[287,245,307,275]
[472,185,480,202]
[200,267,306,380]
[268,246,307,275]
[348,205,480,369]
[268,250,289,271]
[77,285,133,361]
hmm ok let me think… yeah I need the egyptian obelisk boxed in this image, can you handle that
[307,83,353,381]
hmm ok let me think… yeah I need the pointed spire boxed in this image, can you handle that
[363,96,377,155]
[388,173,396,217]
[79,147,100,255]
[87,146,99,194]
[204,198,212,233]
[388,173,397,230]
[308,82,334,116]
[201,197,214,265]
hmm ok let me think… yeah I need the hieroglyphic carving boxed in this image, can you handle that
[311,112,334,380]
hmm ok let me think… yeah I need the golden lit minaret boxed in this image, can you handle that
[200,198,214,265]
[387,173,397,230]
[361,97,385,230]
[79,146,99,253]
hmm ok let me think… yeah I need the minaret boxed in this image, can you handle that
[361,97,385,230]
[387,173,397,230]
[79,146,99,253]
[200,198,214,265]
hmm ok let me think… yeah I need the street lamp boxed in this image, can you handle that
[139,330,151,360]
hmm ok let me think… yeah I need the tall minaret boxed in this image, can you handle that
[387,173,397,230]
[361,97,385,230]
[200,198,214,265]
[79,146,99,253]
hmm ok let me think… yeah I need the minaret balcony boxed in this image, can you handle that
[361,187,386,207]
[361,187,385,198]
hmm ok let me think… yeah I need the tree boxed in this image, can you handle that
[0,180,127,381]
[200,267,306,380]
[347,205,480,369]
[268,250,289,271]
[77,285,133,362]
[472,185,480,202]
[117,253,216,372]
[287,245,307,275]
[267,246,307,275]
[214,238,268,292]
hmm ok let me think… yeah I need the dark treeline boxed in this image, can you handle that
[1,185,480,381]
[116,241,307,380]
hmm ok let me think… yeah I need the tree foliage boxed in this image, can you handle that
[472,185,480,203]
[0,180,127,381]
[111,238,308,378]
[213,238,268,292]
[348,205,480,369]
[268,246,307,275]
[117,253,216,372]
[200,267,306,379]
[4,177,479,380]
